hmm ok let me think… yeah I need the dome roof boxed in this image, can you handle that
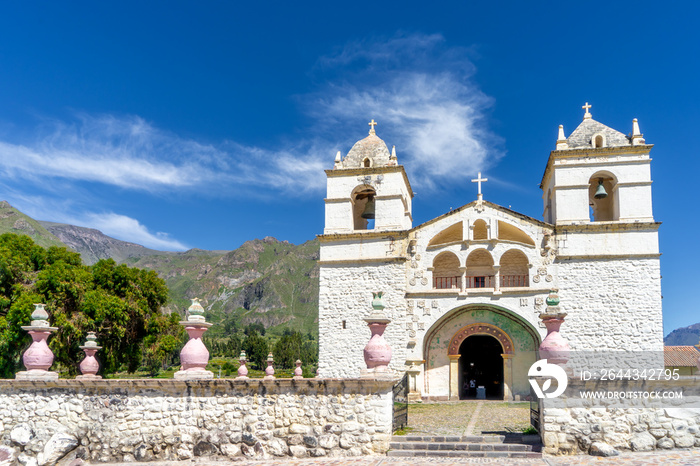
[343,132,392,168]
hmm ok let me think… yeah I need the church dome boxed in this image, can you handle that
[342,123,392,168]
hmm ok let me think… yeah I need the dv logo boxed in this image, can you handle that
[528,359,568,399]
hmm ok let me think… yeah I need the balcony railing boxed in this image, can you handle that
[500,274,529,287]
[465,275,495,289]
[434,276,461,290]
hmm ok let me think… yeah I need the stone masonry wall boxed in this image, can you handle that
[318,262,406,378]
[0,378,394,465]
[541,378,700,456]
[557,257,663,351]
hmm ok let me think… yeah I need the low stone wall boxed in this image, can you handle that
[541,377,700,455]
[0,378,395,465]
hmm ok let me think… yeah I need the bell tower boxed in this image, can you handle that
[541,103,654,226]
[323,120,413,234]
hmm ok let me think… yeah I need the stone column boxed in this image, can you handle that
[77,332,102,380]
[493,265,501,294]
[174,298,214,380]
[361,291,394,379]
[406,360,423,402]
[458,267,467,292]
[449,354,460,400]
[16,304,59,381]
[502,353,514,401]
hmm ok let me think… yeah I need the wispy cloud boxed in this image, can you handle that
[0,33,501,248]
[0,114,221,191]
[83,212,188,251]
[308,33,502,190]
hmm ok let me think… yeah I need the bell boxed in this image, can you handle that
[361,197,375,219]
[594,178,608,199]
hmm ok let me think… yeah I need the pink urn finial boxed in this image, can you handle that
[237,351,249,379]
[16,304,59,381]
[77,332,102,380]
[264,353,275,380]
[293,359,303,379]
[361,291,393,379]
[539,290,570,366]
[174,298,214,380]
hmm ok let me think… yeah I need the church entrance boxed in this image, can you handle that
[458,335,504,400]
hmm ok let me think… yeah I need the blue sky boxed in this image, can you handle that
[0,2,698,334]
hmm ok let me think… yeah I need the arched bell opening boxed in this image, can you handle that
[588,172,619,222]
[352,185,376,230]
[459,335,504,400]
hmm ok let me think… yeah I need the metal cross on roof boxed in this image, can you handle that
[471,172,488,201]
[368,119,377,134]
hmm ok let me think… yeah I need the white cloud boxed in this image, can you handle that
[83,212,188,251]
[307,33,502,190]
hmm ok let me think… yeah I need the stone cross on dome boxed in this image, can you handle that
[582,102,592,119]
[368,119,377,135]
[471,172,488,201]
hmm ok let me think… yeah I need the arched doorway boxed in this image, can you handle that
[459,335,503,399]
[422,305,540,401]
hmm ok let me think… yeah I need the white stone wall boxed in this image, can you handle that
[0,379,394,464]
[541,378,700,455]
[557,257,663,351]
[318,262,407,378]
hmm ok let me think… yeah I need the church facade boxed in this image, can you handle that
[317,108,663,401]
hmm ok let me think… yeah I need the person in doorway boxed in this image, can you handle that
[469,378,476,397]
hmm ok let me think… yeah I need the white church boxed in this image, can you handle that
[317,105,663,401]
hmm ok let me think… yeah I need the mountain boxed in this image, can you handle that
[665,323,700,346]
[38,221,180,265]
[0,202,320,336]
[129,237,320,335]
[0,201,66,249]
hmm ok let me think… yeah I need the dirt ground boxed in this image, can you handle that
[403,400,531,436]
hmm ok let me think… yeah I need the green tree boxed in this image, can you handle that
[242,330,268,370]
[0,234,181,377]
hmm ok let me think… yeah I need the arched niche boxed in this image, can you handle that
[588,171,619,222]
[432,251,461,289]
[465,249,494,288]
[428,223,463,248]
[473,219,488,240]
[351,185,376,230]
[498,249,529,288]
[497,221,535,246]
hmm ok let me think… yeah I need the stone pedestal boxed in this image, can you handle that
[293,359,304,380]
[539,291,570,368]
[16,304,58,381]
[361,291,393,379]
[77,332,102,380]
[174,298,214,380]
[406,360,423,402]
[264,353,275,380]
[236,351,249,379]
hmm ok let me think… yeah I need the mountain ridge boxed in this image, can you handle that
[0,201,320,336]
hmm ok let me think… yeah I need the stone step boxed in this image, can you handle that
[391,434,541,444]
[389,441,536,452]
[387,450,543,459]
[392,435,506,443]
[388,434,543,458]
